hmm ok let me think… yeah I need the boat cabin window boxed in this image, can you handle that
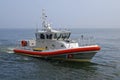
[36,32,71,40]
[36,33,53,39]
[35,33,39,39]
[54,33,57,39]
[46,34,52,39]
[53,32,71,40]
[67,33,71,39]
[57,33,62,40]
[62,33,66,40]
[40,34,45,39]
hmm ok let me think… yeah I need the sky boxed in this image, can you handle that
[0,0,120,29]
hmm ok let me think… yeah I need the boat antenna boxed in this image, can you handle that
[42,9,47,29]
[42,9,52,31]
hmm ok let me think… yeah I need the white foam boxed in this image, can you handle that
[6,47,14,53]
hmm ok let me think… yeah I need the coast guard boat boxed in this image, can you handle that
[14,10,101,62]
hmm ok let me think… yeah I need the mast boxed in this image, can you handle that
[41,9,52,31]
[42,9,46,28]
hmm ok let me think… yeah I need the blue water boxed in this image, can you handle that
[0,28,120,80]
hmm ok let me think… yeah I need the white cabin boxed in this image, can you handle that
[35,27,79,50]
[28,9,79,50]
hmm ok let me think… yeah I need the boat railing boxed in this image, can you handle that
[74,36,96,46]
[16,39,35,49]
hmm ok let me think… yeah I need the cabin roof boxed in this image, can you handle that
[37,29,71,33]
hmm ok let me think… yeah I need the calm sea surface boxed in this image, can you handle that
[0,28,120,80]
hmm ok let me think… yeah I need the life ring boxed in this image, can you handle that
[21,40,27,47]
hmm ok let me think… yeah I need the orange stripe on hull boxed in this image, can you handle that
[14,45,101,56]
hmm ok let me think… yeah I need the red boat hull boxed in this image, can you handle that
[14,45,100,57]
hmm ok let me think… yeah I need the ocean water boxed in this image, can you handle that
[0,28,120,80]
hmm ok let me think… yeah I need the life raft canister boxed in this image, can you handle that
[21,40,27,47]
